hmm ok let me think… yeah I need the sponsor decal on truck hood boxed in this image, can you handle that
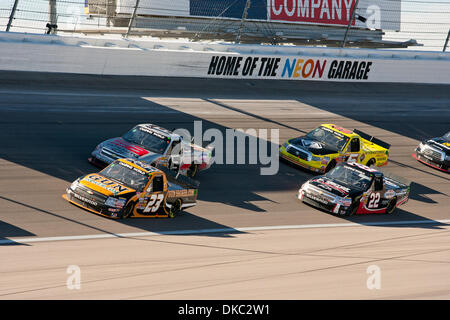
[289,136,338,155]
[309,177,362,198]
[104,137,151,157]
[80,173,135,196]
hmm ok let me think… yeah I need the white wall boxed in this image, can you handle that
[0,32,449,84]
[116,0,190,16]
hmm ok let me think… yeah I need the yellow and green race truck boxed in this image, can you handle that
[280,124,390,174]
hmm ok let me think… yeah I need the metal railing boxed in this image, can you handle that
[1,0,450,51]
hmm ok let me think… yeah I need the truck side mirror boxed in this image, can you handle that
[374,177,383,191]
[172,141,182,155]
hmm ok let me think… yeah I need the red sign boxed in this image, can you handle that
[269,0,356,26]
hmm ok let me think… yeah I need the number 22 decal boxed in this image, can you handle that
[368,193,380,208]
[143,194,165,213]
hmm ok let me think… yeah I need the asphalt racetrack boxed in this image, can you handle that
[1,72,449,299]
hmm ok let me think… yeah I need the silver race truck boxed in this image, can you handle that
[89,124,212,178]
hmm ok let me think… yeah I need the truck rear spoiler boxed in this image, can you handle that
[353,129,391,150]
[156,164,200,189]
[376,167,411,188]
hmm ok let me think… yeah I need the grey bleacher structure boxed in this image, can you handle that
[80,0,419,49]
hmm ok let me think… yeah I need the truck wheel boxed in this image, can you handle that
[120,202,134,219]
[168,199,182,218]
[346,197,361,216]
[187,164,198,178]
[325,160,336,173]
[367,158,376,167]
[386,198,397,214]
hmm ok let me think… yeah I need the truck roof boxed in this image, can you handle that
[137,123,181,140]
[321,124,359,138]
[322,124,390,150]
[117,158,162,175]
[343,162,383,177]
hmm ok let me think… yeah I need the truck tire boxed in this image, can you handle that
[346,197,361,216]
[367,158,376,167]
[120,202,134,219]
[325,160,336,173]
[187,164,198,178]
[168,199,182,218]
[386,197,397,214]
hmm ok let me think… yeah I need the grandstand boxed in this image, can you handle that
[80,0,417,48]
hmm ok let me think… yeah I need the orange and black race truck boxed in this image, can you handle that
[63,158,199,219]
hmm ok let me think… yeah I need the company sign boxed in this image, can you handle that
[269,0,356,26]
[268,0,400,30]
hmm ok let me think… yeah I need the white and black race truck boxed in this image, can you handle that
[89,124,212,178]
[299,162,410,216]
[413,131,450,173]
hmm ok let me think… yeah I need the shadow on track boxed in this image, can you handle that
[0,220,33,246]
[296,86,450,142]
[0,194,246,242]
[301,201,449,230]
[0,72,449,237]
[0,90,302,213]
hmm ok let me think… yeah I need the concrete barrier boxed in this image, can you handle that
[0,31,449,84]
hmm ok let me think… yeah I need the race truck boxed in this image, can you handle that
[89,123,212,178]
[280,124,390,173]
[298,162,410,216]
[63,158,199,219]
[413,131,450,173]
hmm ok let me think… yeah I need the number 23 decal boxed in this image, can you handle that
[143,194,165,213]
[368,193,380,208]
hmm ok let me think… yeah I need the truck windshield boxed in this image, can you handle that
[326,165,373,191]
[306,127,349,151]
[100,162,149,191]
[122,127,171,154]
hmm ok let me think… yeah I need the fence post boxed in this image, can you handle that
[126,0,141,38]
[6,0,20,32]
[47,0,57,34]
[342,0,360,48]
[235,0,251,44]
[444,29,450,52]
